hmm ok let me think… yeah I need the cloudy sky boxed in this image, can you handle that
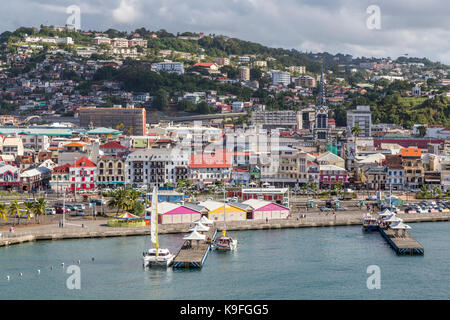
[1,0,449,64]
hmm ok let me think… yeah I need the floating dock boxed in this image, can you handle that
[173,228,217,269]
[378,228,424,255]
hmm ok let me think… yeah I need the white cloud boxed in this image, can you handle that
[0,0,449,64]
[112,0,141,24]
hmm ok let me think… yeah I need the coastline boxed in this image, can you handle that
[1,210,450,248]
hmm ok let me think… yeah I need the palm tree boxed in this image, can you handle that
[351,125,362,138]
[24,201,35,221]
[8,200,22,225]
[33,198,47,223]
[107,188,130,215]
[0,203,7,223]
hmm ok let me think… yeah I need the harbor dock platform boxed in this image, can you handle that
[378,228,424,255]
[172,228,217,269]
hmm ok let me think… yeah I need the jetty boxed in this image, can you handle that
[378,228,424,255]
[173,228,217,269]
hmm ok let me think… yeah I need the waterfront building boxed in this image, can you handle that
[189,151,231,189]
[156,202,205,225]
[125,149,189,188]
[260,146,308,188]
[242,199,290,220]
[97,156,125,189]
[385,154,405,190]
[364,165,387,190]
[69,156,97,193]
[231,168,250,185]
[50,163,71,192]
[20,164,52,192]
[307,162,320,185]
[0,164,20,191]
[400,147,424,189]
[319,165,348,188]
[197,200,247,222]
[79,105,146,136]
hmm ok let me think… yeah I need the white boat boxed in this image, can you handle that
[214,231,238,251]
[143,188,174,268]
[212,189,237,251]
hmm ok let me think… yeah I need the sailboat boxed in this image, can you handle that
[212,188,237,251]
[143,187,175,267]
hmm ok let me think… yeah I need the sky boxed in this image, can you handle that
[1,0,449,64]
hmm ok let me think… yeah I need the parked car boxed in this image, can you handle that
[320,207,331,212]
[55,207,68,214]
[73,204,86,210]
[45,208,56,215]
[75,210,85,216]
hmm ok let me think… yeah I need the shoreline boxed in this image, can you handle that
[2,212,450,248]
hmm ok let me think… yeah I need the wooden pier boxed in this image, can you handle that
[173,228,217,269]
[378,228,424,255]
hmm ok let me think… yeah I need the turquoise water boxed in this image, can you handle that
[1,222,449,299]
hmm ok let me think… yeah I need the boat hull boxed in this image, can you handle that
[214,239,237,251]
[143,255,174,268]
[362,225,379,231]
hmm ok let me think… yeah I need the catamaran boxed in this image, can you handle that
[143,188,174,267]
[212,188,237,251]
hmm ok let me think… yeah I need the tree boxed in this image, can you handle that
[24,201,35,221]
[0,203,7,222]
[33,198,47,223]
[197,101,211,114]
[417,125,427,137]
[351,125,362,138]
[107,188,130,214]
[8,201,22,224]
[152,89,168,111]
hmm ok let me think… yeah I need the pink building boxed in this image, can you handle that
[319,165,348,188]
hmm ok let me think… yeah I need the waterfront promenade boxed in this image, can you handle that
[1,208,450,247]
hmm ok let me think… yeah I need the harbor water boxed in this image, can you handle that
[1,222,450,299]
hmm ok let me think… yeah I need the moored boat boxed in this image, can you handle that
[362,213,379,231]
[143,187,175,268]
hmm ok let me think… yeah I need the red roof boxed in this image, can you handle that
[400,147,422,157]
[52,163,71,173]
[71,156,96,168]
[189,152,231,169]
[193,62,216,68]
[100,141,126,149]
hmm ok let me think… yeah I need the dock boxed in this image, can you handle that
[172,228,217,269]
[378,228,424,255]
